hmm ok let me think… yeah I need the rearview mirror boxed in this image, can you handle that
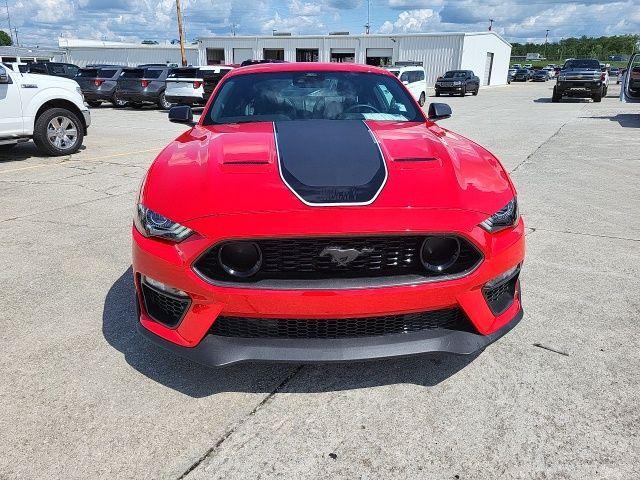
[168,105,194,124]
[427,102,452,121]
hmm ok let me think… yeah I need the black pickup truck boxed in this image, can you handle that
[552,59,605,102]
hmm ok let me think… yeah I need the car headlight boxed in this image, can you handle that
[480,197,519,233]
[453,81,462,86]
[134,204,193,242]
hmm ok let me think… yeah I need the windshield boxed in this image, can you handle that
[443,71,467,79]
[121,69,143,78]
[563,59,600,70]
[204,71,423,125]
[516,69,528,74]
[98,68,118,78]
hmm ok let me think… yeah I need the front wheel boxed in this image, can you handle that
[472,88,479,96]
[592,88,602,102]
[418,92,426,107]
[435,90,440,97]
[33,108,84,156]
[552,87,561,102]
[459,86,466,97]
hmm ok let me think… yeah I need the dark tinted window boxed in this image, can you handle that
[563,59,600,69]
[29,64,48,74]
[98,68,118,78]
[121,69,144,78]
[168,68,198,78]
[77,68,99,77]
[205,71,422,124]
[144,68,164,79]
[50,64,65,75]
[443,71,467,79]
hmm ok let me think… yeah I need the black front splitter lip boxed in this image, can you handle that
[137,308,523,367]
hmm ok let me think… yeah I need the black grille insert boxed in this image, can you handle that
[483,270,519,316]
[194,235,482,283]
[141,283,190,327]
[209,308,473,339]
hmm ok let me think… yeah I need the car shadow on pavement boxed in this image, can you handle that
[585,114,640,128]
[533,97,592,103]
[103,268,479,398]
[0,143,86,163]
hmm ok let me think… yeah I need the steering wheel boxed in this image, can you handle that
[344,104,380,114]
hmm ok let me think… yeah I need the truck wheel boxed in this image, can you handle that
[418,92,426,107]
[158,92,172,110]
[460,86,466,97]
[87,100,102,108]
[592,88,602,102]
[435,90,440,97]
[472,88,479,96]
[33,108,84,156]
[552,87,561,103]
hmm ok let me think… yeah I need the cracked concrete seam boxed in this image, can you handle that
[177,365,305,480]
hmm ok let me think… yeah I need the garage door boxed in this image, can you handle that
[233,48,253,64]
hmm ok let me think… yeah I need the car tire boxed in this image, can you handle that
[472,88,479,96]
[87,100,102,108]
[460,86,466,97]
[112,94,127,108]
[592,88,603,102]
[158,92,172,110]
[33,108,84,156]
[435,90,440,97]
[552,87,561,103]
[418,92,426,107]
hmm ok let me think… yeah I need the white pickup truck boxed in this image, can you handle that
[0,63,90,156]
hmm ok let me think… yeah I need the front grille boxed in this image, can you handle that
[209,308,473,339]
[194,235,482,283]
[483,272,519,316]
[141,283,190,327]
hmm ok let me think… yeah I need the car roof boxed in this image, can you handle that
[226,62,395,79]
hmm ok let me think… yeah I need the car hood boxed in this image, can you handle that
[141,121,515,223]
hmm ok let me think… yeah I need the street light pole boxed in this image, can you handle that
[4,0,13,45]
[175,0,187,66]
[544,29,549,59]
[365,0,370,34]
[489,19,494,31]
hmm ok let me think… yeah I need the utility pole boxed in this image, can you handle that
[4,0,13,45]
[175,0,187,66]
[365,0,370,34]
[13,27,18,46]
[488,19,494,31]
[544,29,549,59]
[231,23,237,36]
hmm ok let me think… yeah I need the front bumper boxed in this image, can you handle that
[83,90,115,101]
[435,84,464,92]
[138,306,523,366]
[133,208,525,365]
[556,81,601,93]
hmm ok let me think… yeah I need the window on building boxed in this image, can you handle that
[330,50,355,63]
[296,49,319,62]
[206,48,225,65]
[264,49,285,61]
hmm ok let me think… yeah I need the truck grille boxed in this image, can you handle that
[209,308,473,339]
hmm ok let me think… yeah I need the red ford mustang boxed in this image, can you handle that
[132,62,524,366]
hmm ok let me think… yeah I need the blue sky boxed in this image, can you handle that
[3,0,640,47]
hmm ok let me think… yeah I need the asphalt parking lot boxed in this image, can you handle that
[1,81,639,479]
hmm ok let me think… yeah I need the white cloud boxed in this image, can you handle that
[379,8,436,33]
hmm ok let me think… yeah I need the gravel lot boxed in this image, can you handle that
[1,81,638,479]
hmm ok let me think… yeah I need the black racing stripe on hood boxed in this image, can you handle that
[275,120,387,205]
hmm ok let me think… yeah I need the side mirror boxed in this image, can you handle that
[168,105,194,125]
[0,67,9,84]
[427,102,452,121]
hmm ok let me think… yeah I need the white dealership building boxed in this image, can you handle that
[56,31,510,86]
[197,32,511,86]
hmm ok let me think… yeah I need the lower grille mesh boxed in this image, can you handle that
[141,283,190,327]
[209,308,473,339]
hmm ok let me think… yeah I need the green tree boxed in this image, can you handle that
[0,30,12,46]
